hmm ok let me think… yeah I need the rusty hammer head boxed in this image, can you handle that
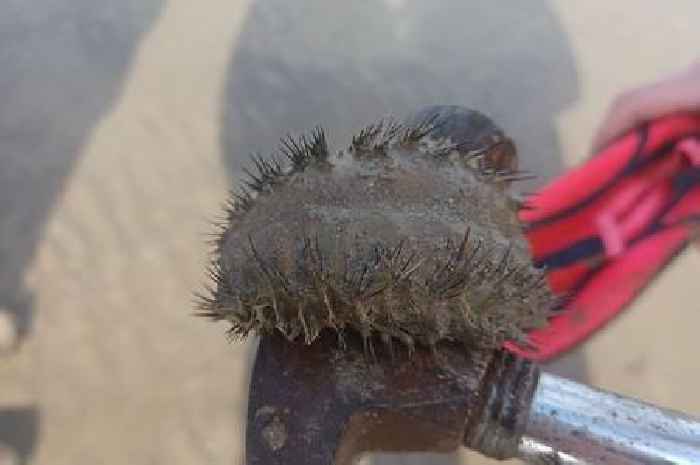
[245,332,539,464]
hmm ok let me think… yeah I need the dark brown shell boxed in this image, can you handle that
[199,107,553,354]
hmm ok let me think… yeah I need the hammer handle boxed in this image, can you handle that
[518,373,700,465]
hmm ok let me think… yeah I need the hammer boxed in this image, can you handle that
[245,332,700,465]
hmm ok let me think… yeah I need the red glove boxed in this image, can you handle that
[506,114,700,361]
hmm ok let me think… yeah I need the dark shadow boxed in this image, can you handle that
[221,2,585,462]
[0,0,163,335]
[0,407,39,465]
[221,1,579,185]
[0,0,163,458]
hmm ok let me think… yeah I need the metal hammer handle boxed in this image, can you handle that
[517,373,700,465]
[245,334,700,465]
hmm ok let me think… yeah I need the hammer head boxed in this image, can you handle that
[245,332,537,464]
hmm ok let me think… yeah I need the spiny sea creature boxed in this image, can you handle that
[198,105,554,356]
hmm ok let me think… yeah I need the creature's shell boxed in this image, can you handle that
[200,106,553,354]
